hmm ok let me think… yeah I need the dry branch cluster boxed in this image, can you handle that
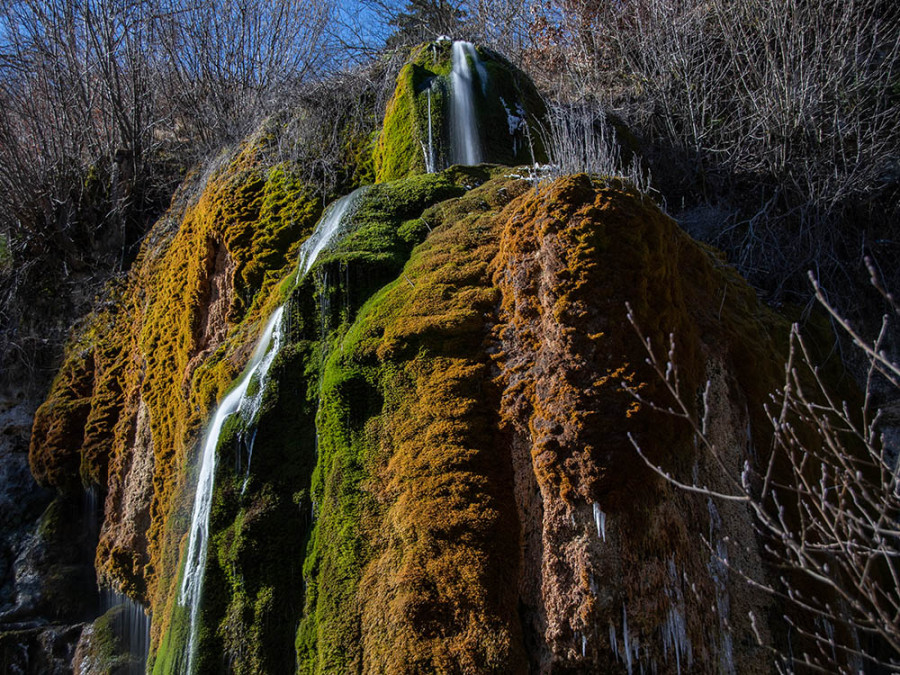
[625,264,900,673]
[517,0,899,295]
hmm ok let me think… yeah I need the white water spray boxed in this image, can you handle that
[450,41,484,166]
[297,187,368,281]
[239,313,286,493]
[421,83,436,173]
[179,305,284,674]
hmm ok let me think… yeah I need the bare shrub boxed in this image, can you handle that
[540,101,653,194]
[520,0,900,292]
[624,263,900,672]
[0,0,335,391]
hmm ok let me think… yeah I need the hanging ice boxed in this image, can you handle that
[623,603,633,675]
[593,502,607,541]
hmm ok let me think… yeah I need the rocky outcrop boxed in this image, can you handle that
[287,174,789,673]
[29,141,325,602]
[0,397,52,614]
[490,176,781,672]
[21,42,845,674]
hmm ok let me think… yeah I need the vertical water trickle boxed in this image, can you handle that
[707,498,735,674]
[100,588,151,675]
[422,84,436,173]
[179,306,285,674]
[84,483,102,542]
[450,41,484,166]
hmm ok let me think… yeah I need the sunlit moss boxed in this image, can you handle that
[374,42,546,183]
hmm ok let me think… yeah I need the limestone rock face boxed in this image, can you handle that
[25,164,797,673]
[489,177,780,672]
[0,396,51,614]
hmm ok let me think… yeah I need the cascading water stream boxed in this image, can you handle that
[450,41,485,166]
[179,305,284,674]
[179,186,367,673]
[239,311,286,493]
[297,187,368,281]
[101,588,151,675]
[421,84,436,173]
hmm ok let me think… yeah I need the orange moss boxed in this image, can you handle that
[489,175,788,670]
[30,349,95,492]
[299,176,532,672]
[29,139,323,605]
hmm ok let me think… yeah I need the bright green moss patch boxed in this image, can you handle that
[297,174,533,673]
[373,44,453,183]
[374,41,547,183]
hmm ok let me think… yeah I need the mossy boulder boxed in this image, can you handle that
[374,42,547,182]
[28,133,325,611]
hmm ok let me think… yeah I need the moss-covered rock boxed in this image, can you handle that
[374,42,546,183]
[29,134,324,609]
[29,37,851,674]
[143,166,499,673]
[297,173,532,673]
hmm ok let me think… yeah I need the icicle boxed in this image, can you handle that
[610,621,619,662]
[624,603,633,675]
[707,499,735,674]
[593,502,607,541]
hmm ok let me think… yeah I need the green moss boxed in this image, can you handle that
[373,62,439,183]
[150,601,190,675]
[296,175,532,672]
[374,41,547,183]
[82,604,151,673]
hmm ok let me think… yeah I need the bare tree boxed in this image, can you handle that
[155,0,334,152]
[624,261,900,672]
[518,0,900,293]
[0,0,334,388]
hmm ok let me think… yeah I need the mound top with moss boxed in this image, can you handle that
[374,41,547,183]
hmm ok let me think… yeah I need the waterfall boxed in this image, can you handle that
[450,41,484,166]
[179,186,368,673]
[179,305,285,674]
[100,588,151,675]
[239,309,286,493]
[297,186,368,281]
[421,84,436,173]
